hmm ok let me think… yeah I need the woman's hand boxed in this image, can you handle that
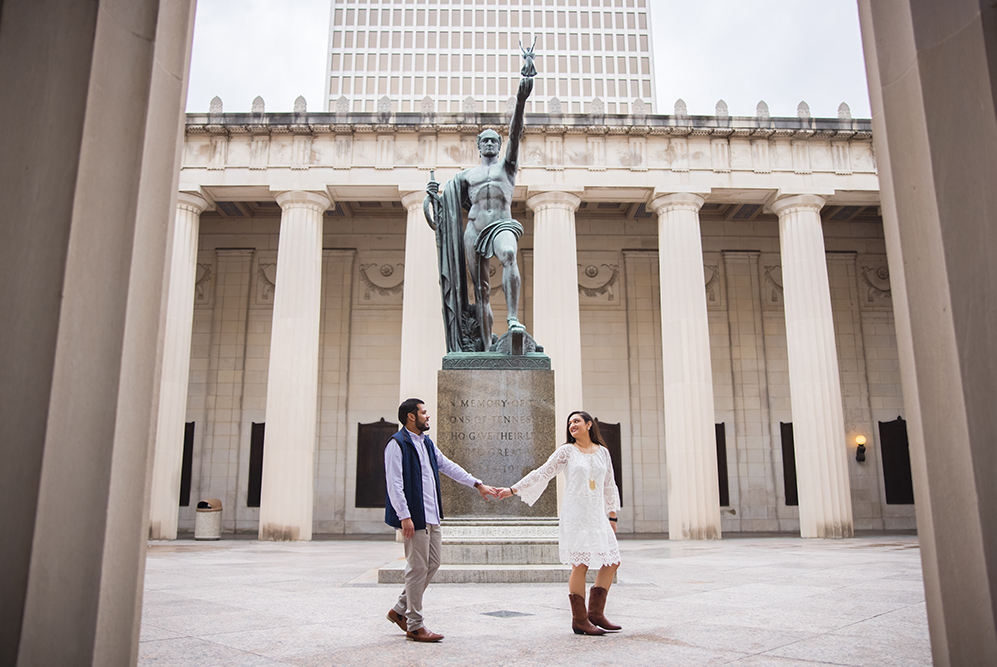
[496,487,514,500]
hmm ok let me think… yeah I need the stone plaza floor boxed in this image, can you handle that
[140,533,930,666]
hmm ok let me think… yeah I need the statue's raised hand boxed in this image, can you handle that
[518,76,534,99]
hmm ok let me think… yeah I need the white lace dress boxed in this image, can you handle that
[512,444,621,569]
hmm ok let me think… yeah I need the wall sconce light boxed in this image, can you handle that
[855,435,867,462]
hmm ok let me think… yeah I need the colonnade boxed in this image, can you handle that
[148,188,854,541]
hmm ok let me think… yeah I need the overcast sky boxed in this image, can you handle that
[186,0,871,119]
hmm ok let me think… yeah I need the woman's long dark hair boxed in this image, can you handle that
[566,410,605,446]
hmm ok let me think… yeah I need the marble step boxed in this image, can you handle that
[441,517,559,540]
[377,561,599,584]
[439,517,561,564]
[441,540,559,565]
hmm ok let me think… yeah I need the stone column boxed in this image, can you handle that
[771,194,853,538]
[258,190,329,541]
[860,2,997,660]
[149,192,208,540]
[0,0,197,663]
[398,191,446,416]
[527,191,582,508]
[651,194,722,540]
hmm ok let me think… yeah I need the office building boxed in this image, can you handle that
[325,0,655,115]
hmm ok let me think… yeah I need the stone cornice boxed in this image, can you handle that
[185,110,874,141]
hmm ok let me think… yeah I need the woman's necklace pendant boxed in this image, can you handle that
[589,479,596,490]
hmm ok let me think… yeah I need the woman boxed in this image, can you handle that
[497,410,621,635]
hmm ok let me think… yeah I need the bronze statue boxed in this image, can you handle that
[424,43,537,353]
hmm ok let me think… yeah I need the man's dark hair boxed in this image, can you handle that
[398,398,424,425]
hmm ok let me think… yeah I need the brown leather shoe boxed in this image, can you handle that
[386,609,407,633]
[406,627,444,642]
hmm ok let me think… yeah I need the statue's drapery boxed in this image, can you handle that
[435,176,471,353]
[474,219,524,259]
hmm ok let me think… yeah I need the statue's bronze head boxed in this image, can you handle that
[477,129,502,154]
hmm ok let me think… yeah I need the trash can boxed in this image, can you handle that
[194,499,222,540]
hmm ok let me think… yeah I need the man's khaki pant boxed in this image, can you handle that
[392,523,442,631]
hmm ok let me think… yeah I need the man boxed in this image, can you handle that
[424,58,535,352]
[384,398,499,642]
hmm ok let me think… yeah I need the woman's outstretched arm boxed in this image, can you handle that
[497,444,571,506]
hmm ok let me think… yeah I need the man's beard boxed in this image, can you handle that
[417,419,430,433]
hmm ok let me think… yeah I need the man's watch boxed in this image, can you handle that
[474,481,482,488]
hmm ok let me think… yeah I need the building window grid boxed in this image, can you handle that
[329,1,652,112]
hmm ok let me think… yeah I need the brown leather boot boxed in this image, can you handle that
[569,593,605,635]
[587,586,621,631]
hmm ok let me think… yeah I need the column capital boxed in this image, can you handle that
[176,191,209,214]
[650,193,705,216]
[525,190,581,212]
[769,194,826,217]
[399,190,425,210]
[274,190,331,212]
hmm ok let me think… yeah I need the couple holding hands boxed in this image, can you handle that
[384,398,622,642]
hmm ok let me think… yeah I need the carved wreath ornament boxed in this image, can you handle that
[577,264,620,301]
[359,263,404,300]
[859,265,892,302]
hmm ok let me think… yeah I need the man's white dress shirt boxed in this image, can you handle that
[384,428,480,525]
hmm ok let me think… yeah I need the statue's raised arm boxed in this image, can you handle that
[506,39,537,171]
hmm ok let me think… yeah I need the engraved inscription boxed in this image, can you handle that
[437,369,556,518]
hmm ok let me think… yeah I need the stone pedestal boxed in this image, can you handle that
[436,360,557,518]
